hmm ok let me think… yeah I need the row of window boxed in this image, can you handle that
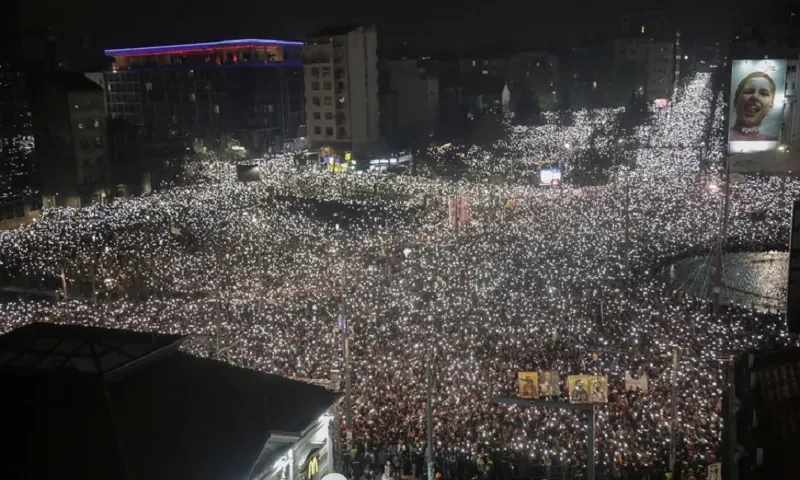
[309,67,332,77]
[79,137,103,150]
[310,96,347,107]
[82,155,105,167]
[77,120,101,130]
[312,126,348,137]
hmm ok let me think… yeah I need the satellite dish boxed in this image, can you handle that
[321,474,347,480]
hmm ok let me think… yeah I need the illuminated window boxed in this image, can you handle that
[641,25,645,34]
[94,137,102,148]
[78,123,85,130]
[93,119,100,128]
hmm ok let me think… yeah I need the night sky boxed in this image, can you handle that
[17,0,791,51]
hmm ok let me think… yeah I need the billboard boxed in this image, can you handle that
[236,165,261,182]
[729,59,786,153]
[567,375,608,404]
[517,371,539,399]
[539,166,562,186]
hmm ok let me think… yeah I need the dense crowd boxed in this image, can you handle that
[0,72,797,480]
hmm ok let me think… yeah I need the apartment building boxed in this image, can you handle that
[104,38,306,155]
[303,25,379,161]
[31,72,109,207]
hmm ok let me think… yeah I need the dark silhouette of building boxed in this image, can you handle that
[30,72,110,207]
[0,322,339,480]
[0,0,37,219]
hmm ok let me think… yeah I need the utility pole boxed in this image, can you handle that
[669,348,679,473]
[713,155,732,315]
[624,164,630,274]
[426,355,434,480]
[215,299,221,360]
[337,223,353,447]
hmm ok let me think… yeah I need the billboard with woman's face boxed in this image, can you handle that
[729,59,786,153]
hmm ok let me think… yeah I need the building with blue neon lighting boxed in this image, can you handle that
[103,38,307,156]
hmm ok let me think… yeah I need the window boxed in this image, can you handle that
[311,67,320,77]
[324,97,332,106]
[96,155,105,164]
[314,126,321,134]
[80,139,90,150]
[325,112,333,120]
[338,127,347,137]
[78,122,85,129]
[337,81,345,91]
[312,96,321,106]
[312,81,320,90]
[322,67,331,76]
[325,126,333,136]
[84,175,92,185]
[323,81,332,90]
[83,158,92,167]
[267,104,274,113]
[313,112,321,120]
[94,137,103,148]
[93,119,100,128]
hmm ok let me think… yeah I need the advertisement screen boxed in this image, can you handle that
[729,59,786,153]
[653,98,669,109]
[236,165,261,182]
[539,167,562,186]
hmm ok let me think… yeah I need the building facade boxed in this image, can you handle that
[31,72,109,207]
[508,51,560,111]
[303,25,380,160]
[383,59,439,142]
[612,34,679,106]
[104,39,306,156]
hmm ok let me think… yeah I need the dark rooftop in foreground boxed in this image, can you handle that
[0,323,338,480]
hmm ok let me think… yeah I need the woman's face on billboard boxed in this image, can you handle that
[736,76,774,127]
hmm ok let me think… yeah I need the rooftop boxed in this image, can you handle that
[0,322,184,378]
[105,38,304,58]
[0,323,338,480]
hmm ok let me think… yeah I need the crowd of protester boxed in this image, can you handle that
[0,73,796,480]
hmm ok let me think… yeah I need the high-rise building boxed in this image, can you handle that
[104,39,306,156]
[303,25,379,160]
[0,0,37,219]
[30,72,109,207]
